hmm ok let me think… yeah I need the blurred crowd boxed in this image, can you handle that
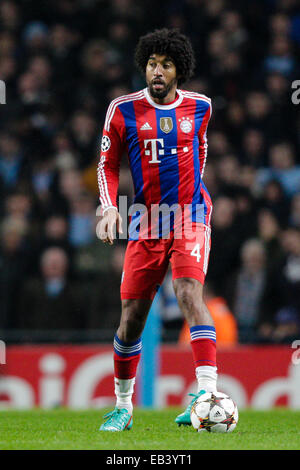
[0,0,300,344]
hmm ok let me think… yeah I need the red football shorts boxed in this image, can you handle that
[120,223,211,300]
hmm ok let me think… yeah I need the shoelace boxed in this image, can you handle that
[103,409,128,427]
[188,393,199,399]
[185,392,205,411]
[187,393,199,408]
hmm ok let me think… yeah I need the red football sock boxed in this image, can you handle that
[113,335,142,379]
[114,354,141,380]
[190,338,217,368]
[190,325,217,368]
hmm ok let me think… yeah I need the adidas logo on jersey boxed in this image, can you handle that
[140,122,152,130]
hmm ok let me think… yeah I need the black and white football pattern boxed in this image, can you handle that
[191,391,238,433]
[101,135,111,152]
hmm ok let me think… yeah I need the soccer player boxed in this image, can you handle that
[98,28,217,431]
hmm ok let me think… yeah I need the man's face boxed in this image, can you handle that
[146,54,178,99]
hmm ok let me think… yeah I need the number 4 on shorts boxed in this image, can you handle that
[191,243,201,262]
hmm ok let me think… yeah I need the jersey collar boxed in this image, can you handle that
[143,87,183,110]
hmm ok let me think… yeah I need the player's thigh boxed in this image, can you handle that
[170,223,211,285]
[120,239,170,301]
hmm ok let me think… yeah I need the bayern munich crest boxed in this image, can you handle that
[179,117,193,133]
[101,135,111,152]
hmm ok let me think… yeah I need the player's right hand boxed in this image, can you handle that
[98,208,123,245]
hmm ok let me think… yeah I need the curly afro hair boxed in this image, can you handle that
[134,28,196,87]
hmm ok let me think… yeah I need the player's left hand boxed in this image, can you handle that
[99,208,123,245]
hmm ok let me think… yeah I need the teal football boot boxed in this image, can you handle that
[99,408,133,432]
[175,390,206,426]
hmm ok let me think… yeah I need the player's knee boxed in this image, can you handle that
[173,277,211,325]
[173,278,199,308]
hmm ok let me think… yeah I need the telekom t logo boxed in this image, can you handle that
[144,138,164,163]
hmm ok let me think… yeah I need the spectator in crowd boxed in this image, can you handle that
[234,187,258,242]
[68,190,96,248]
[289,193,300,229]
[207,131,231,159]
[57,168,86,202]
[16,246,86,335]
[87,244,126,333]
[30,158,56,222]
[258,179,290,225]
[259,228,300,343]
[69,110,98,169]
[256,208,284,271]
[30,213,74,277]
[22,21,49,54]
[42,214,71,251]
[244,91,271,132]
[3,190,32,220]
[72,214,112,281]
[0,216,31,328]
[241,128,266,167]
[52,130,78,171]
[256,143,300,198]
[215,154,241,193]
[206,195,241,297]
[3,190,39,242]
[264,35,296,77]
[0,132,25,189]
[232,238,267,343]
[0,1,20,34]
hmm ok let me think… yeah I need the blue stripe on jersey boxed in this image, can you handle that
[192,133,203,223]
[155,107,179,236]
[201,179,211,218]
[119,101,144,240]
[119,101,145,205]
[191,100,210,223]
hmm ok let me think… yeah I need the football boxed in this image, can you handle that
[190,391,238,433]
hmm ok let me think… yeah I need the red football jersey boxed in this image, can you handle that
[98,87,212,239]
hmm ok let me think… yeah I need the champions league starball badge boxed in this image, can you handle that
[101,135,111,152]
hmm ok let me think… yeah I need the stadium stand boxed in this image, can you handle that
[0,0,299,344]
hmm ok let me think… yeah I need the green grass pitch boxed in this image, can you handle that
[0,408,299,450]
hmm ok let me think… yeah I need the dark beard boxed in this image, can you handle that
[149,78,177,100]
